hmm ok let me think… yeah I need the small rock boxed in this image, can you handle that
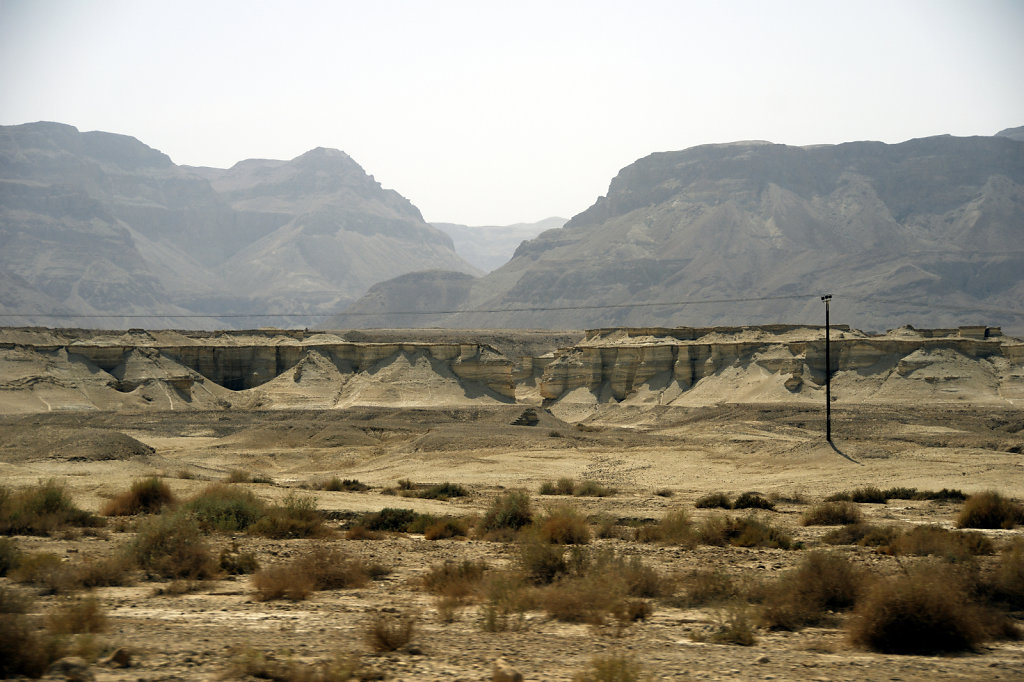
[756,655,770,664]
[45,656,94,681]
[101,647,132,668]
[492,657,523,682]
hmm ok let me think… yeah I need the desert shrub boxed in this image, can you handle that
[826,486,887,504]
[219,542,260,575]
[101,477,176,516]
[518,537,568,585]
[412,482,470,500]
[46,596,108,634]
[544,575,617,625]
[0,537,21,576]
[11,552,77,594]
[252,563,316,601]
[802,501,863,526]
[695,492,732,509]
[848,564,993,654]
[542,549,668,625]
[0,587,65,678]
[982,539,1024,609]
[885,525,994,561]
[732,492,775,510]
[422,560,487,598]
[821,523,900,547]
[956,491,1024,529]
[184,484,266,532]
[423,516,469,540]
[654,488,674,498]
[699,515,793,549]
[588,550,672,599]
[320,477,369,492]
[228,648,363,682]
[770,491,809,504]
[481,491,533,533]
[129,511,219,580]
[359,507,418,532]
[345,525,383,540]
[73,555,134,588]
[636,509,695,546]
[573,652,645,682]
[681,568,740,607]
[760,551,862,630]
[881,486,918,500]
[0,480,101,535]
[914,487,967,501]
[479,571,534,632]
[539,481,558,495]
[555,477,577,495]
[363,612,416,652]
[226,468,272,484]
[249,494,326,538]
[253,547,377,602]
[536,505,591,545]
[574,480,616,497]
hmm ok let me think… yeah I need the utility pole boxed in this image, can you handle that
[821,294,832,442]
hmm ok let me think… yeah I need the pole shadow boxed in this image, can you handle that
[828,439,861,465]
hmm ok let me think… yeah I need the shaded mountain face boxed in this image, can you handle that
[334,133,1024,333]
[0,123,476,328]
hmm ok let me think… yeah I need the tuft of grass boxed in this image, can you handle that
[481,491,533,533]
[184,484,266,532]
[422,560,487,599]
[695,492,732,509]
[219,542,260,575]
[358,507,418,532]
[692,604,757,646]
[636,509,695,546]
[653,488,674,498]
[129,512,219,580]
[253,547,383,601]
[423,516,469,540]
[225,469,272,484]
[884,524,994,561]
[802,501,863,526]
[101,477,176,516]
[319,477,369,492]
[573,652,646,682]
[982,539,1024,609]
[0,480,102,536]
[760,551,863,630]
[363,612,416,652]
[732,492,775,510]
[574,480,616,497]
[479,572,534,632]
[249,494,326,539]
[826,486,887,504]
[46,596,108,635]
[956,491,1024,529]
[518,537,568,585]
[680,568,741,607]
[410,482,470,500]
[821,523,900,547]
[536,505,591,545]
[698,515,794,549]
[848,564,993,654]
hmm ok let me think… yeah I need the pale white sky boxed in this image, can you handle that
[1,0,1022,225]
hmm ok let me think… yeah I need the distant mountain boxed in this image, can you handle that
[997,126,1024,142]
[0,122,477,328]
[332,131,1024,333]
[433,217,566,272]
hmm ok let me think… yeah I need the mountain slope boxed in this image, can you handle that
[332,132,1024,332]
[433,217,566,272]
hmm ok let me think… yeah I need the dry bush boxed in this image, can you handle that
[544,574,620,625]
[802,501,863,526]
[826,486,887,504]
[770,491,809,504]
[848,563,995,654]
[0,587,65,678]
[423,516,469,540]
[957,491,1024,529]
[422,560,488,598]
[690,604,758,646]
[218,542,260,575]
[11,552,79,594]
[481,490,533,533]
[225,469,272,484]
[884,525,994,561]
[254,547,379,601]
[574,480,616,497]
[345,525,383,540]
[760,551,863,630]
[249,494,327,538]
[653,488,674,498]
[317,477,369,492]
[536,505,591,545]
[363,612,416,652]
[73,554,134,588]
[358,507,419,532]
[0,480,102,535]
[228,647,363,681]
[636,509,695,546]
[130,512,219,580]
[479,571,535,632]
[681,568,741,607]
[732,492,775,510]
[0,537,21,576]
[252,563,316,601]
[518,537,568,584]
[101,477,176,516]
[698,515,794,549]
[184,483,266,532]
[542,550,668,625]
[46,596,108,634]
[982,539,1024,609]
[573,652,646,682]
[821,523,900,547]
[695,492,732,509]
[410,482,470,500]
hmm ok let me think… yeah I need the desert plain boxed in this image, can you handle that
[1,325,1023,681]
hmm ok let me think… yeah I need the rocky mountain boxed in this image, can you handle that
[0,122,476,328]
[433,217,566,272]
[332,132,1024,333]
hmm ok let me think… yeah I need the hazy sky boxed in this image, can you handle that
[2,0,1022,226]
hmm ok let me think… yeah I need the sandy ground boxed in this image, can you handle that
[2,403,1023,680]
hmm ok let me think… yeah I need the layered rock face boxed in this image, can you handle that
[0,123,477,328]
[2,326,1021,415]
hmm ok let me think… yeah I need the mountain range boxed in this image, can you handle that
[333,130,1024,333]
[0,122,476,328]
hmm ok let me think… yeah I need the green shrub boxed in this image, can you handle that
[248,494,326,538]
[101,477,176,516]
[184,484,266,532]
[695,492,732,509]
[482,491,533,532]
[129,512,219,580]
[956,491,1024,529]
[802,501,863,526]
[0,480,101,535]
[732,492,775,510]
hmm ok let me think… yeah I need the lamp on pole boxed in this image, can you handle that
[821,294,832,442]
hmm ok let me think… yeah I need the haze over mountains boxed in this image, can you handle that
[0,122,476,328]
[2,122,1023,333]
[336,131,1024,333]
